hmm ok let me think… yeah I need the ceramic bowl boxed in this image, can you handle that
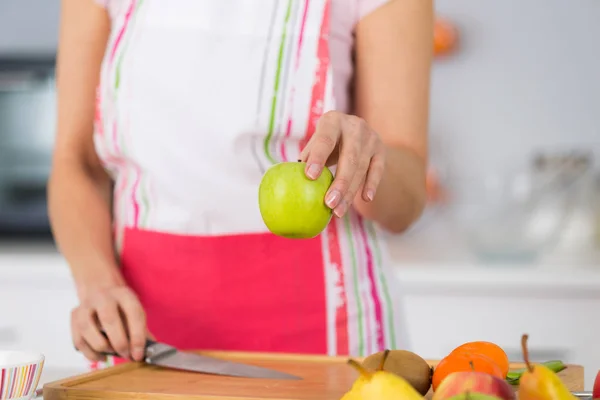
[0,351,45,400]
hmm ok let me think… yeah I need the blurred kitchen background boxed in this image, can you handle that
[1,0,599,391]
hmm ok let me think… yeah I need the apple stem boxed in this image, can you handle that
[521,334,534,373]
[378,350,390,372]
[465,390,471,400]
[347,359,372,379]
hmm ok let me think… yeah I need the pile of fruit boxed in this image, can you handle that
[340,334,597,400]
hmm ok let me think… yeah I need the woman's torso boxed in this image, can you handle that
[94,0,372,237]
[92,0,404,358]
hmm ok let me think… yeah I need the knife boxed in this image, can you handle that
[88,331,301,381]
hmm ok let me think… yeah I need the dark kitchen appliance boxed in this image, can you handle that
[0,57,56,241]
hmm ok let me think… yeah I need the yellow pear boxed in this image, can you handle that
[341,350,425,400]
[518,334,577,400]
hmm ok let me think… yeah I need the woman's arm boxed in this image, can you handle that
[352,0,433,233]
[48,0,146,362]
[299,0,432,233]
[50,0,118,296]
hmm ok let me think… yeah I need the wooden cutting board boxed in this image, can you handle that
[43,351,584,400]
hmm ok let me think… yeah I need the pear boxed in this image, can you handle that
[341,350,425,400]
[518,334,577,400]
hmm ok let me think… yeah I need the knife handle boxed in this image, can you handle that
[74,329,156,360]
[99,330,157,358]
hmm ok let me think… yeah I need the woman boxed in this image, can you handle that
[48,0,432,366]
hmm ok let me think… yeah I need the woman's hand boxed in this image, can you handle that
[71,285,148,362]
[299,110,386,218]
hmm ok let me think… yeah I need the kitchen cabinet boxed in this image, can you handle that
[392,262,600,391]
[0,0,60,56]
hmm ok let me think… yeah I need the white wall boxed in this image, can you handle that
[0,0,60,56]
[2,0,597,173]
[430,0,600,182]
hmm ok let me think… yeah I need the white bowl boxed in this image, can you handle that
[0,351,45,400]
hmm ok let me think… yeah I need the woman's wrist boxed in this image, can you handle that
[73,261,127,302]
[353,145,427,232]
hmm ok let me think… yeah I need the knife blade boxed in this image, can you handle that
[571,392,593,399]
[93,331,301,380]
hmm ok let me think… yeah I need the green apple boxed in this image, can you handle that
[258,161,334,239]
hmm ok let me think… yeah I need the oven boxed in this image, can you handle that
[0,57,56,240]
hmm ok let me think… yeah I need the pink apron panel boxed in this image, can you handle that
[120,228,330,353]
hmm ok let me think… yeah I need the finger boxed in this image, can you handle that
[325,151,358,212]
[96,299,131,360]
[298,148,308,162]
[325,126,363,210]
[118,291,147,361]
[298,116,325,162]
[362,150,386,202]
[72,311,106,362]
[303,112,341,179]
[78,309,113,354]
[298,147,339,167]
[74,335,106,362]
[335,158,370,218]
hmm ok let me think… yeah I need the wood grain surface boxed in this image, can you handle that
[43,351,584,400]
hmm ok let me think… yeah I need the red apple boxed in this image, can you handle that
[432,371,516,400]
[593,369,600,399]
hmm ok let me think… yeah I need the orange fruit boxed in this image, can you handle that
[432,352,504,392]
[433,18,458,56]
[450,341,510,378]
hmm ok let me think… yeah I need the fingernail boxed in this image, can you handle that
[366,190,375,201]
[306,164,322,179]
[326,190,341,208]
[334,201,348,218]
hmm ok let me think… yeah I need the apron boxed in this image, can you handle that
[91,0,406,369]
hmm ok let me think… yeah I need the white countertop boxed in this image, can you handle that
[385,229,600,297]
[392,259,600,297]
[1,239,600,297]
[0,242,74,286]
